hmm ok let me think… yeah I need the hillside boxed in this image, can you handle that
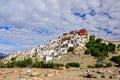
[0,50,120,80]
[3,29,89,62]
[0,29,120,80]
[2,29,120,66]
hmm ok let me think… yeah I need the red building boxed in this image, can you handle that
[69,31,75,34]
[61,29,88,41]
[63,33,69,36]
[69,29,88,37]
[78,29,88,36]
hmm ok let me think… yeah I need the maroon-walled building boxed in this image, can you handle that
[63,29,88,36]
[61,29,88,41]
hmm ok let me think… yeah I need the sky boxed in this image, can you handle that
[0,0,120,54]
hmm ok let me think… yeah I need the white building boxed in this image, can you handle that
[44,56,53,62]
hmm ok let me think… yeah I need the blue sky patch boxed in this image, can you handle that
[0,25,11,30]
[99,0,103,7]
[103,28,112,34]
[103,12,112,19]
[97,27,112,34]
[34,29,49,34]
[74,12,86,20]
[34,28,54,36]
[89,10,96,16]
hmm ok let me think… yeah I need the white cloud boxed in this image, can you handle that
[0,0,120,54]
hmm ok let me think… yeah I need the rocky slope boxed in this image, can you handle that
[0,49,120,80]
[0,67,120,80]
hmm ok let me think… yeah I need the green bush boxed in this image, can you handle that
[117,44,120,48]
[16,58,33,68]
[68,47,75,52]
[91,48,101,57]
[5,62,14,68]
[108,43,116,52]
[0,61,6,68]
[111,56,120,66]
[32,61,64,69]
[16,60,23,68]
[90,35,95,41]
[43,62,64,69]
[24,58,33,67]
[11,57,16,61]
[95,63,103,68]
[97,57,105,62]
[85,38,116,58]
[95,38,102,43]
[32,61,44,68]
[106,63,112,67]
[54,63,64,68]
[0,59,65,69]
[66,62,80,68]
[84,49,91,54]
[43,62,55,68]
[87,65,93,68]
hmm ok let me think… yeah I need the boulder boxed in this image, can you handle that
[114,75,120,78]
[101,74,107,78]
[58,66,66,70]
[97,70,105,74]
[86,73,97,78]
[26,70,32,73]
[20,70,27,75]
[92,69,97,72]
[45,73,54,77]
[32,77,39,80]
[54,71,59,76]
[26,70,32,76]
[109,75,113,79]
[86,69,90,72]
[30,72,40,77]
[14,71,18,73]
[106,70,112,74]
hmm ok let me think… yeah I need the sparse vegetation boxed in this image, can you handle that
[110,56,120,66]
[84,49,91,54]
[95,63,103,68]
[88,62,113,68]
[106,63,112,67]
[32,61,44,68]
[87,65,93,68]
[66,62,80,68]
[32,61,64,69]
[16,58,33,68]
[5,62,14,68]
[68,47,75,52]
[0,58,65,69]
[85,35,116,57]
[42,62,55,68]
[117,44,120,48]
[89,35,95,41]
[54,63,64,68]
[0,61,6,68]
[91,48,101,57]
